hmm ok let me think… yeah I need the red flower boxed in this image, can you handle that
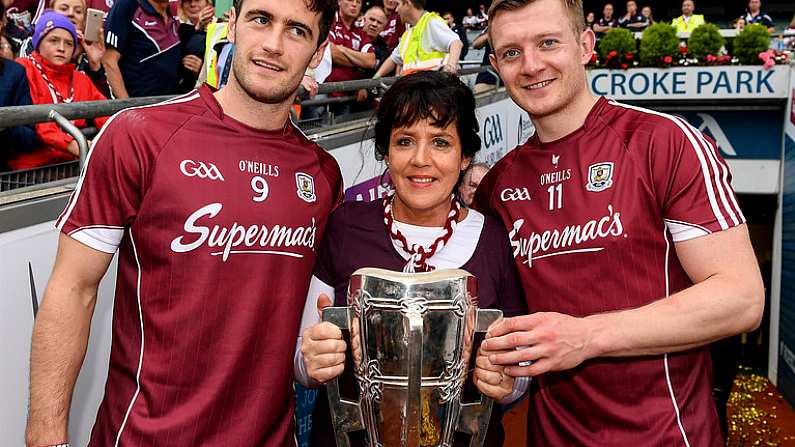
[608,50,618,57]
[663,56,673,64]
[679,46,688,54]
[620,63,628,69]
[590,53,598,63]
[706,54,716,63]
[625,52,634,61]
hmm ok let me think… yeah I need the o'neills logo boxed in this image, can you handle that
[170,203,317,261]
[509,205,624,267]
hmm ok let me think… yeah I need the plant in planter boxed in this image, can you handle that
[733,23,770,64]
[598,28,637,69]
[687,23,725,60]
[639,23,679,67]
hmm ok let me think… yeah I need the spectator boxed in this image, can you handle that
[197,20,231,89]
[585,11,595,29]
[442,10,467,60]
[592,3,618,37]
[102,0,181,97]
[476,3,487,28]
[462,7,479,29]
[351,6,388,104]
[672,0,704,33]
[373,0,462,77]
[380,0,403,52]
[175,0,212,92]
[641,5,653,25]
[619,0,649,30]
[743,0,774,33]
[8,10,107,170]
[5,0,39,35]
[0,3,36,171]
[360,5,388,72]
[458,162,489,207]
[326,0,365,113]
[4,0,36,45]
[49,0,109,96]
[0,33,17,58]
[472,26,499,93]
[732,16,746,30]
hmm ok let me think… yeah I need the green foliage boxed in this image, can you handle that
[732,24,770,64]
[639,23,679,66]
[687,23,725,59]
[598,28,637,60]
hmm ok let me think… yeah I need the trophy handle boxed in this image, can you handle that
[322,306,364,447]
[458,308,503,447]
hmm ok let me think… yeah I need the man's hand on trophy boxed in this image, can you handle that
[301,293,347,383]
[474,345,515,401]
[481,312,595,377]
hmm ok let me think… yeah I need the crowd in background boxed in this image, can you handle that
[587,0,786,37]
[0,0,794,173]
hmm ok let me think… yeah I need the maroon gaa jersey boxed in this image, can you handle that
[473,97,742,446]
[56,85,343,446]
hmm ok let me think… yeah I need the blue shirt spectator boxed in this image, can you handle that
[0,58,37,171]
[103,0,181,97]
[743,0,774,31]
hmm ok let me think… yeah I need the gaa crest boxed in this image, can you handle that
[586,162,614,192]
[295,172,316,203]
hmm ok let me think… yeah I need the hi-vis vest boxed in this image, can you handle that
[671,14,705,32]
[397,11,448,75]
[204,22,229,88]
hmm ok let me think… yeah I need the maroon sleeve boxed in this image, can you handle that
[312,205,346,289]
[651,116,745,242]
[56,110,156,253]
[492,219,527,317]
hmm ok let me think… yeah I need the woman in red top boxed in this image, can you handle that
[8,10,108,171]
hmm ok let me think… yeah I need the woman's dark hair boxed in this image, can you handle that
[373,71,480,162]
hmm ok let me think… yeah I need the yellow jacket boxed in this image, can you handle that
[671,14,705,32]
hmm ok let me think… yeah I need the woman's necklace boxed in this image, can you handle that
[383,193,460,273]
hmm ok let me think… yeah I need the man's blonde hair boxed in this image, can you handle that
[488,0,586,37]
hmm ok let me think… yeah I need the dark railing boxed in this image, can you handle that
[0,66,494,194]
[0,67,489,127]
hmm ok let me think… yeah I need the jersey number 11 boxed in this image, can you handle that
[547,184,563,211]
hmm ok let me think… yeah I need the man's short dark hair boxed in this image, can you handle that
[373,71,481,162]
[233,0,337,46]
[407,0,425,10]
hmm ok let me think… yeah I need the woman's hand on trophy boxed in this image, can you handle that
[301,293,347,383]
[473,345,515,401]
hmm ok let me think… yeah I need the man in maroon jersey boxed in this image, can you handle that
[473,0,765,445]
[380,0,403,52]
[25,0,341,445]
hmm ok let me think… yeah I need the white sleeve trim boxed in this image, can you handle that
[390,43,402,65]
[294,275,336,388]
[498,376,530,405]
[424,17,460,53]
[68,226,124,253]
[664,219,712,242]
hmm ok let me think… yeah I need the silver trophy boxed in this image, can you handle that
[322,267,502,447]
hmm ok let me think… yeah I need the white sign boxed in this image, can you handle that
[0,222,117,445]
[588,66,790,100]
